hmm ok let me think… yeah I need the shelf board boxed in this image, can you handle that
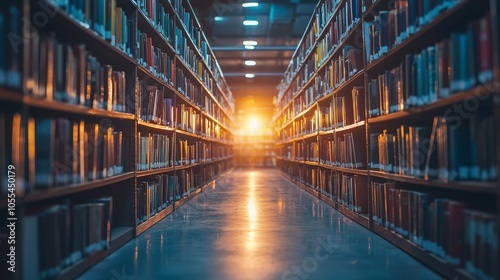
[174,187,203,209]
[137,120,175,132]
[367,84,495,124]
[333,70,365,96]
[136,205,174,236]
[318,163,369,176]
[174,163,198,171]
[372,223,475,280]
[200,110,231,133]
[304,160,319,167]
[336,204,370,229]
[137,167,175,178]
[24,96,135,120]
[368,170,498,194]
[0,87,23,103]
[362,0,392,20]
[136,63,177,94]
[339,120,367,132]
[56,226,134,280]
[175,128,200,139]
[24,172,135,204]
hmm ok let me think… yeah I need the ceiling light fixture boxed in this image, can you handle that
[245,60,256,66]
[243,40,258,46]
[214,16,223,21]
[244,45,255,50]
[242,2,259,7]
[243,20,259,26]
[245,73,255,78]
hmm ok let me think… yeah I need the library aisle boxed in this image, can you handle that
[79,168,440,280]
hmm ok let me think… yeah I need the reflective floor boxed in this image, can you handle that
[79,169,441,280]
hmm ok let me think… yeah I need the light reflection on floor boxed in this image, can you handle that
[79,168,441,280]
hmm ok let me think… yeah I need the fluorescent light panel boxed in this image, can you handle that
[245,60,256,66]
[242,2,259,7]
[243,20,258,26]
[245,73,255,78]
[243,40,258,46]
[244,45,255,50]
[214,16,223,21]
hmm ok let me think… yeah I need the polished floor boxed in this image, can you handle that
[79,169,441,280]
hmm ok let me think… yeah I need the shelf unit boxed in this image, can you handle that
[233,131,276,168]
[0,0,234,279]
[273,0,500,279]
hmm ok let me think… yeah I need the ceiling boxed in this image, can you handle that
[189,0,317,127]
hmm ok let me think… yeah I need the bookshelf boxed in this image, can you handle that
[273,0,499,279]
[234,132,276,168]
[0,0,234,279]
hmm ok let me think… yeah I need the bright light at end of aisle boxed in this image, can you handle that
[245,60,256,66]
[249,118,258,131]
[245,73,255,78]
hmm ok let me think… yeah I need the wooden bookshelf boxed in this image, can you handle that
[0,0,235,279]
[273,0,500,279]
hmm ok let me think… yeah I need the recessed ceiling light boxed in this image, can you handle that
[245,73,255,78]
[245,60,256,66]
[244,45,255,50]
[243,20,259,26]
[242,2,259,7]
[214,16,223,21]
[243,40,258,46]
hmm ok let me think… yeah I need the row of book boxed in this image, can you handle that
[137,133,172,171]
[176,67,204,106]
[136,80,229,141]
[172,0,219,83]
[23,197,113,280]
[364,0,462,64]
[137,30,176,85]
[0,113,25,194]
[369,113,497,181]
[371,183,497,280]
[368,14,494,117]
[278,87,365,141]
[138,0,175,44]
[286,43,364,118]
[136,175,173,224]
[0,6,22,89]
[25,29,129,112]
[60,0,133,55]
[137,79,175,126]
[31,118,124,189]
[176,28,214,92]
[285,0,361,88]
[318,171,368,213]
[179,140,230,164]
[320,132,365,168]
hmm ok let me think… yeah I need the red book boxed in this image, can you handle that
[478,15,493,80]
[399,190,410,238]
[447,201,465,266]
[146,37,153,67]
